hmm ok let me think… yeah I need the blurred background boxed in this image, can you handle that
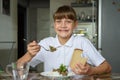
[0,0,120,73]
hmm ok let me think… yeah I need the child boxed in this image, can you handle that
[17,5,111,76]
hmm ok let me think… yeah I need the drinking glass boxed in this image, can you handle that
[6,62,30,80]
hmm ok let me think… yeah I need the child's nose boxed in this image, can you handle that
[61,21,66,27]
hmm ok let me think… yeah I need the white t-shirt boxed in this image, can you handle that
[29,34,105,72]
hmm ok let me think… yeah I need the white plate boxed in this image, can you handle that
[40,71,75,78]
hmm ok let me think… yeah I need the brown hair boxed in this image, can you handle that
[53,5,77,21]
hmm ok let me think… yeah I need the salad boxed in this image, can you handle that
[53,64,68,76]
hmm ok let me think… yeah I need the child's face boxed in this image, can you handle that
[54,18,77,39]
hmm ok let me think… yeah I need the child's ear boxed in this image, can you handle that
[74,21,78,29]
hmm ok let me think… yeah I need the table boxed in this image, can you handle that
[0,71,12,80]
[28,72,120,80]
[0,72,120,80]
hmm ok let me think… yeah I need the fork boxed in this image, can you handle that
[40,45,58,52]
[23,38,59,52]
[40,45,51,51]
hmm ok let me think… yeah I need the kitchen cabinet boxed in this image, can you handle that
[71,0,98,48]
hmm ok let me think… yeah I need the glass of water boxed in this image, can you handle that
[6,62,30,80]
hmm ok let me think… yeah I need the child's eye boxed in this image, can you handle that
[65,20,73,24]
[66,21,72,23]
[55,20,62,23]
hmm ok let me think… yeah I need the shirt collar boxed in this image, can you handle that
[55,34,75,47]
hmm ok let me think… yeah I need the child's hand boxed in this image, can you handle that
[72,63,92,75]
[27,41,40,57]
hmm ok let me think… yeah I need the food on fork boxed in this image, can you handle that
[70,49,87,69]
[49,46,57,52]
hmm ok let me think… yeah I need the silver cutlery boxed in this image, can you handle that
[23,38,58,52]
